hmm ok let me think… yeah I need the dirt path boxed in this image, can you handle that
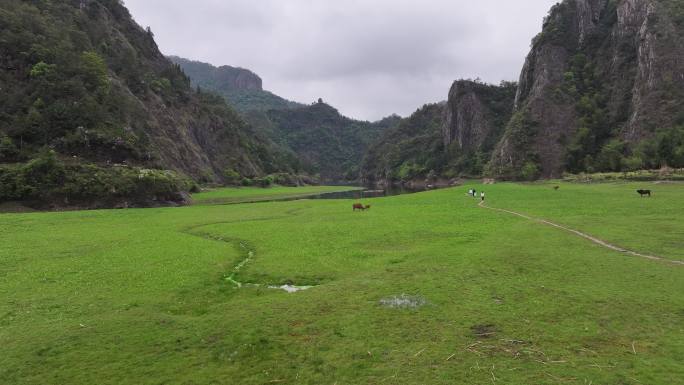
[478,200,684,266]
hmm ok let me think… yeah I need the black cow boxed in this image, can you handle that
[637,189,651,197]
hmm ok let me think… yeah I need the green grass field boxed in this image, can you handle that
[1,182,683,384]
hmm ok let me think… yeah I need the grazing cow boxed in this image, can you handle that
[637,189,651,197]
[554,186,560,191]
[353,203,366,211]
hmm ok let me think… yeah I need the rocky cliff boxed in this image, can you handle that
[443,81,515,151]
[169,56,262,91]
[442,80,517,175]
[360,0,683,182]
[490,0,684,178]
[360,80,514,184]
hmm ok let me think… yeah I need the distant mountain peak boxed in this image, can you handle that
[169,56,303,113]
[168,56,262,92]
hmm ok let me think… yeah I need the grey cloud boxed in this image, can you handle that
[125,0,557,120]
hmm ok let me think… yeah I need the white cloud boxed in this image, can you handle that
[125,0,557,120]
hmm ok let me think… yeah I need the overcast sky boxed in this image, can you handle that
[125,0,557,121]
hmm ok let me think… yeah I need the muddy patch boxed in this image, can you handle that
[379,294,427,309]
[471,324,497,339]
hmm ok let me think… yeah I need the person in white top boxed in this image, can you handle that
[481,191,485,201]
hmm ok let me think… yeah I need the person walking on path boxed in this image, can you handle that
[481,191,485,202]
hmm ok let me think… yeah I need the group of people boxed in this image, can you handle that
[468,188,485,201]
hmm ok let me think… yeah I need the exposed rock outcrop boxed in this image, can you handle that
[443,80,516,157]
[170,56,303,113]
[360,0,683,182]
[490,0,684,178]
[169,56,262,91]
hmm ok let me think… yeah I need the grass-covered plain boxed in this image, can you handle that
[487,181,684,261]
[192,185,361,205]
[1,182,683,384]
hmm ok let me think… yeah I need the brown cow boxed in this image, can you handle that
[353,203,366,211]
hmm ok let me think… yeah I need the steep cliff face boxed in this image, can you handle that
[620,0,684,138]
[490,0,684,178]
[360,0,682,181]
[169,56,262,91]
[359,80,514,184]
[0,0,293,206]
[442,80,516,174]
[170,57,302,112]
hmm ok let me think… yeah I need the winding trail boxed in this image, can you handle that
[478,200,684,266]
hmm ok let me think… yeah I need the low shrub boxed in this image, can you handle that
[255,175,274,188]
[0,154,194,207]
[563,169,684,183]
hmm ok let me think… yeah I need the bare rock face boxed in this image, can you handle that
[441,80,516,175]
[577,0,609,44]
[620,0,684,139]
[490,0,684,179]
[443,81,497,152]
[169,56,263,92]
[214,65,263,91]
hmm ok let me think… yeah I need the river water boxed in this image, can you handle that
[309,186,430,200]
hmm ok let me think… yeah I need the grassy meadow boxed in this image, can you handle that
[1,182,683,384]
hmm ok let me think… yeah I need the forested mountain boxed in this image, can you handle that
[169,56,303,113]
[490,0,684,179]
[245,102,398,181]
[361,0,684,182]
[172,58,397,181]
[360,80,516,185]
[0,0,295,208]
[3,0,681,207]
[360,103,446,184]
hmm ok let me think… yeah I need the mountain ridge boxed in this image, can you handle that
[0,0,296,208]
[361,0,684,183]
[169,56,303,113]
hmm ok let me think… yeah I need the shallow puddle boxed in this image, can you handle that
[379,294,427,309]
[268,285,314,293]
